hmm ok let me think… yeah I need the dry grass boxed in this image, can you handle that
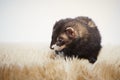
[0,43,120,80]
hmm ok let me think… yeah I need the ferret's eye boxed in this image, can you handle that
[58,38,63,43]
[56,37,65,46]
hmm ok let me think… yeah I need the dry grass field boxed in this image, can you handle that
[0,43,120,80]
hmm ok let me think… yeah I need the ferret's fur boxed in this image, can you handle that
[50,16,101,63]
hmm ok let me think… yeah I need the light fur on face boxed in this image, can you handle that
[51,44,66,51]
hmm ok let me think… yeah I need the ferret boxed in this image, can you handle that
[50,16,101,63]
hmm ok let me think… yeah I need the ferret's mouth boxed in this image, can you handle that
[50,44,66,51]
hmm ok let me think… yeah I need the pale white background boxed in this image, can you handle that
[0,0,120,45]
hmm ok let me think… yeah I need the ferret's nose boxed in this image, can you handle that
[50,45,54,49]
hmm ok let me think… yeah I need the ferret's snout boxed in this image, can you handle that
[50,42,56,49]
[50,41,55,49]
[50,44,57,50]
[50,45,54,49]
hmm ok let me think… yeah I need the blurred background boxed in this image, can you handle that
[0,0,120,45]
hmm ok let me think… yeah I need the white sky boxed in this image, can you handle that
[0,0,120,45]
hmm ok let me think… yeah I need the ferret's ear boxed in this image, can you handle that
[65,27,75,38]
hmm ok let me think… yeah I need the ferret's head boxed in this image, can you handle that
[50,17,91,51]
[50,27,77,51]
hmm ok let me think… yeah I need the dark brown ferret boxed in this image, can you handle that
[50,16,102,63]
